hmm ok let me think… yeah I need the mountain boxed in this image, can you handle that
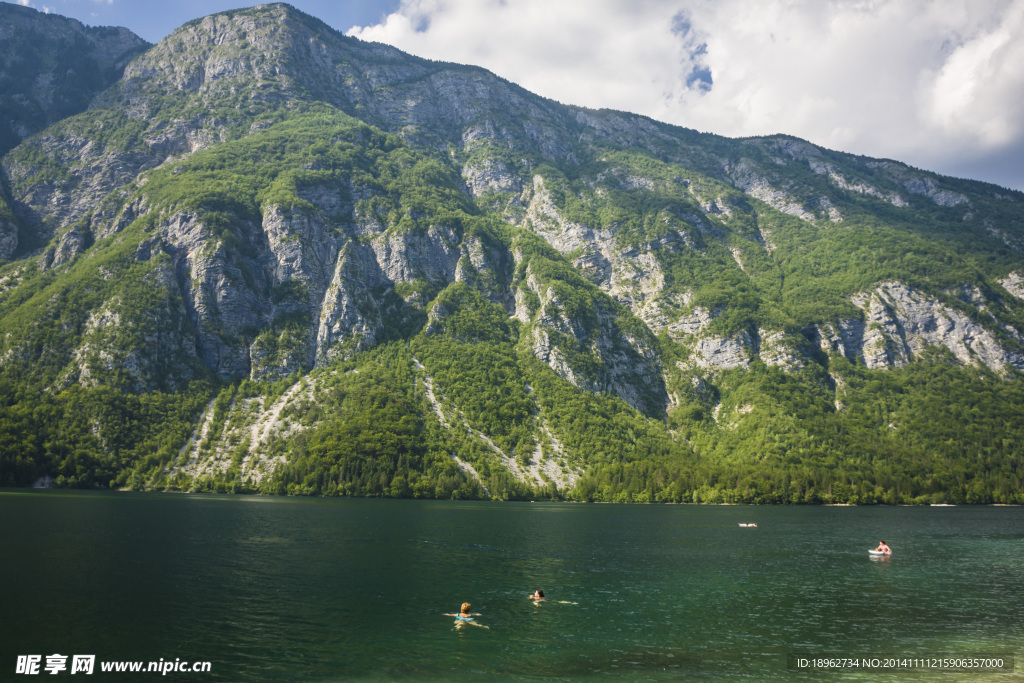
[1,3,1022,503]
[0,4,149,157]
[0,3,149,258]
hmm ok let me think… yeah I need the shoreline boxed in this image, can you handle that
[3,488,1022,507]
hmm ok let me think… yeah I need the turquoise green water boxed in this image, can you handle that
[1,492,1021,681]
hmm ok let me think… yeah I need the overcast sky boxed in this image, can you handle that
[8,0,1024,191]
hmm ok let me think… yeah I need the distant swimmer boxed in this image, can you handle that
[529,590,578,605]
[445,602,489,629]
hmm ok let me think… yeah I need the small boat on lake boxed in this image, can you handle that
[738,523,757,527]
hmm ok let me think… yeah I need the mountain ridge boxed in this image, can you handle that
[0,3,148,155]
[1,3,1022,503]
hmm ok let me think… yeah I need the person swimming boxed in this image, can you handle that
[530,589,545,601]
[874,540,892,555]
[445,602,488,628]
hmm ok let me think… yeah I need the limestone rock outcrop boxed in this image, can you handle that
[812,281,1024,373]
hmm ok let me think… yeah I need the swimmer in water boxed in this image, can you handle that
[445,602,489,629]
[530,589,578,605]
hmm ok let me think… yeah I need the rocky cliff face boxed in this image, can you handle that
[518,260,668,415]
[0,197,16,260]
[841,281,1023,373]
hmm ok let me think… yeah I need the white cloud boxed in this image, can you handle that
[349,0,1024,189]
[926,2,1024,147]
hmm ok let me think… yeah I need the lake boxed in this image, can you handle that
[1,492,1021,681]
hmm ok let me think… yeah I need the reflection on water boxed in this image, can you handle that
[1,493,1021,681]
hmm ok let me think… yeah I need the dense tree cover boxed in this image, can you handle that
[255,342,534,500]
[648,354,1024,505]
[4,338,1021,504]
[0,379,213,488]
[411,284,536,458]
[266,344,470,498]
